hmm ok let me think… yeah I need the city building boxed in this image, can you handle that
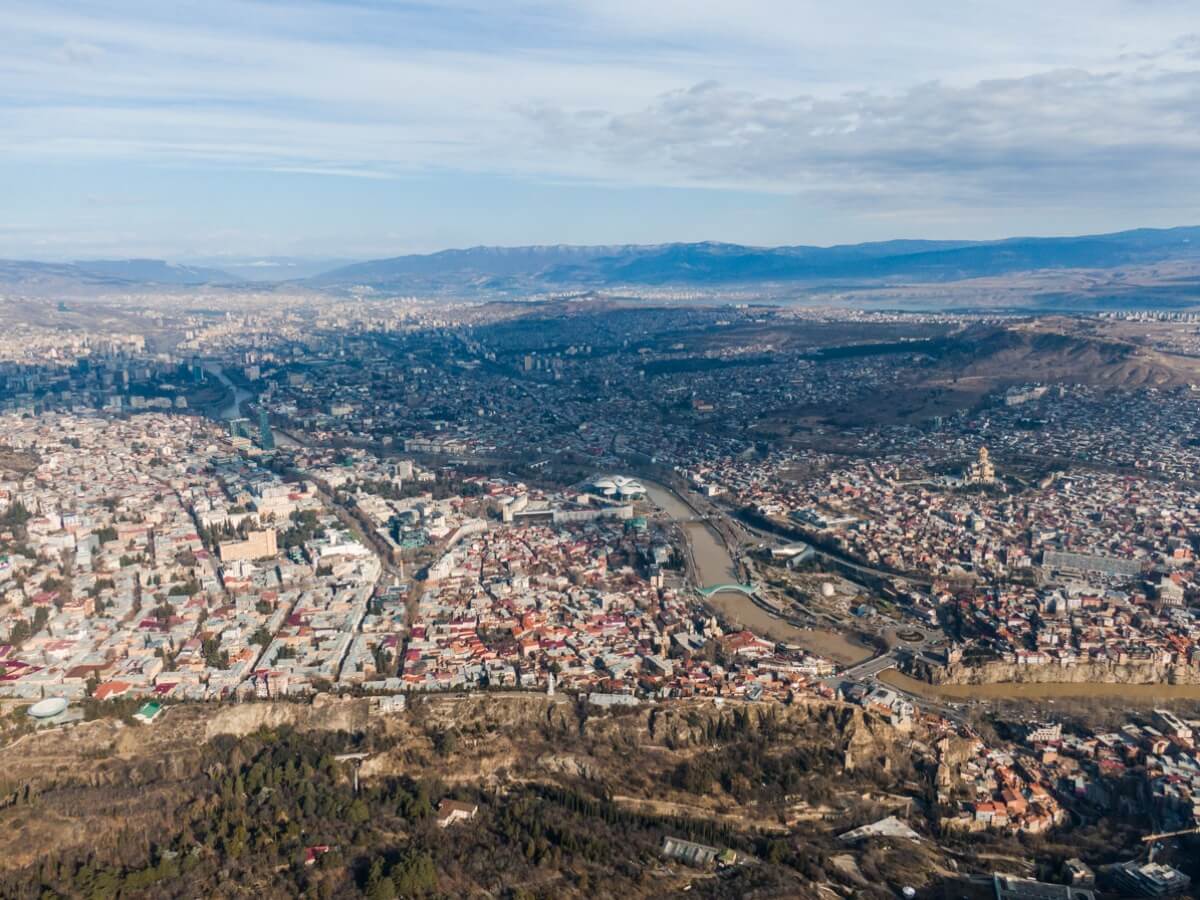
[219,529,278,563]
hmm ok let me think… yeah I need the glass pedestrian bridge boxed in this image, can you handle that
[695,583,758,598]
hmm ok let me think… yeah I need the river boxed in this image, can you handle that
[199,361,254,420]
[643,479,873,664]
[642,482,739,586]
[195,362,299,449]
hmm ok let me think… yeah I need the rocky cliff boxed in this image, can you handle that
[203,694,372,739]
[926,659,1200,686]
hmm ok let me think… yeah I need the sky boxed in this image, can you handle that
[3,0,1200,262]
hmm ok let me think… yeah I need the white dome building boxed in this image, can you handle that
[589,475,646,500]
[27,697,68,720]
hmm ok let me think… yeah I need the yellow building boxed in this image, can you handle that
[219,528,278,562]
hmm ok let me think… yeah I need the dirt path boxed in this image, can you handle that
[611,794,790,833]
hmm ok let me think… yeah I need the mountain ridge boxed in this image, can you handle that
[0,258,238,288]
[304,226,1200,291]
[2,226,1199,307]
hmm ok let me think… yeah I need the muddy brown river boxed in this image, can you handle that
[643,480,872,664]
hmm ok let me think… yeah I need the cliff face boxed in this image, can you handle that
[642,698,892,757]
[0,692,927,885]
[928,660,1200,686]
[419,692,578,734]
[203,695,372,739]
[412,692,903,765]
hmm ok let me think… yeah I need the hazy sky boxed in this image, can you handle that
[4,1,1200,260]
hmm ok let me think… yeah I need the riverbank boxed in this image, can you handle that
[703,589,874,665]
[643,481,874,665]
[880,669,1200,702]
[198,361,254,420]
[642,481,736,584]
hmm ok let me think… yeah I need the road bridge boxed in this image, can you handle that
[841,652,898,680]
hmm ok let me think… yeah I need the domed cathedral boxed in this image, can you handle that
[966,446,996,485]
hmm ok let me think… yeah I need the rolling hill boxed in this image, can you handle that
[304,227,1200,293]
[0,258,237,290]
[4,227,1199,309]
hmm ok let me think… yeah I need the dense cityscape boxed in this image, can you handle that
[0,292,1198,898]
[6,1,1200,896]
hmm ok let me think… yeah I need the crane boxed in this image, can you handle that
[1141,826,1200,843]
[1141,825,1200,863]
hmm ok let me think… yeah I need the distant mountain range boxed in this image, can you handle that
[2,226,1199,305]
[181,256,360,282]
[305,226,1200,292]
[0,258,238,289]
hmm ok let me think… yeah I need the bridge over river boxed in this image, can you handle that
[642,479,877,666]
[642,483,740,587]
[695,583,759,599]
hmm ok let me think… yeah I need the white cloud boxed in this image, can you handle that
[1,0,1198,252]
[527,64,1200,199]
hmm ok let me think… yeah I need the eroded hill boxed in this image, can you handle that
[0,694,977,899]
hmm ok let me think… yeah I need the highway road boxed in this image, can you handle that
[728,512,932,587]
